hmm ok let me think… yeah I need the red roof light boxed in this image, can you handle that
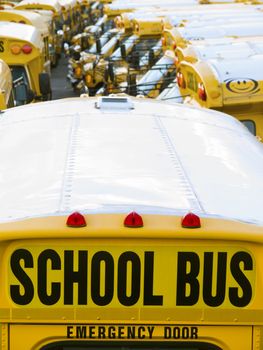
[124,211,143,228]
[66,212,87,227]
[22,44,32,54]
[181,212,201,228]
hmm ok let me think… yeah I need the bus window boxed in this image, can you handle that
[40,342,223,350]
[10,65,30,87]
[242,120,256,136]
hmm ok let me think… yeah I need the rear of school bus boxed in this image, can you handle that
[0,21,52,102]
[14,0,64,64]
[0,96,263,350]
[0,9,51,74]
[177,57,263,141]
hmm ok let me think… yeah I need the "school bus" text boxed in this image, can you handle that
[9,249,253,307]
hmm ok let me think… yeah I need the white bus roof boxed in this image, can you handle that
[0,9,49,36]
[0,97,262,226]
[176,21,263,41]
[207,54,263,82]
[164,5,263,25]
[0,21,43,49]
[15,0,61,13]
[183,38,263,60]
[58,0,77,10]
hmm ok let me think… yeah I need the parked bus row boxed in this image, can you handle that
[0,0,105,110]
[0,0,263,349]
[62,0,263,142]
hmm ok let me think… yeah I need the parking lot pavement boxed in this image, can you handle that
[51,54,79,100]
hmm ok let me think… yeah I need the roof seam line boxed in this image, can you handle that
[154,115,205,214]
[58,112,80,212]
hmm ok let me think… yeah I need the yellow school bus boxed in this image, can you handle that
[162,9,263,51]
[0,21,52,101]
[0,9,51,74]
[79,16,164,95]
[174,36,263,66]
[131,50,176,98]
[0,95,262,350]
[59,0,80,41]
[0,58,15,109]
[177,55,263,140]
[15,0,63,65]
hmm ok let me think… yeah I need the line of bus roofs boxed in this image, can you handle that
[1,0,263,141]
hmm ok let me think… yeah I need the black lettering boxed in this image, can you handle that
[144,252,163,305]
[0,41,4,52]
[174,327,180,339]
[164,326,171,339]
[138,326,146,339]
[164,326,198,339]
[229,251,253,307]
[91,251,114,306]
[203,252,227,307]
[108,326,116,339]
[118,252,141,306]
[10,249,34,305]
[127,326,136,339]
[148,326,154,338]
[38,249,61,305]
[67,326,74,338]
[191,326,198,339]
[98,326,106,339]
[118,326,125,339]
[64,250,88,305]
[176,252,200,305]
[76,326,87,338]
[89,326,96,338]
[182,326,189,339]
